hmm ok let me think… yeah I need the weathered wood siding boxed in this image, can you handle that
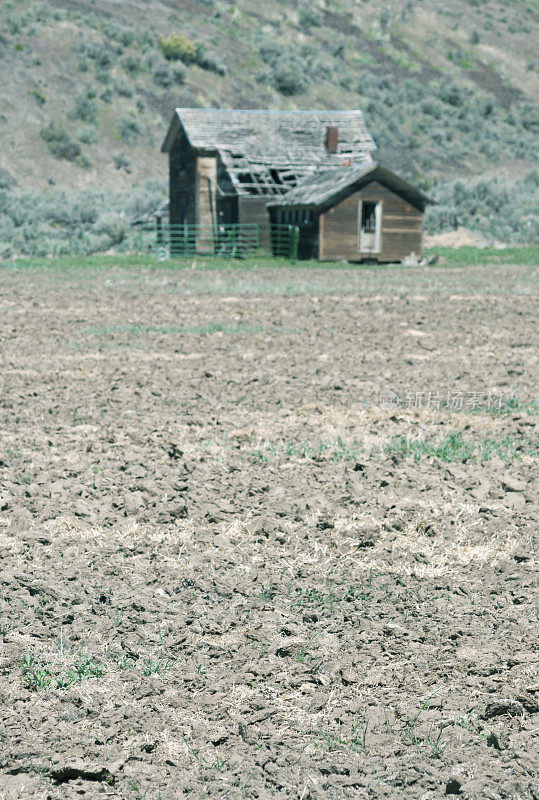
[195,156,217,228]
[169,132,196,226]
[319,181,423,262]
[238,196,271,248]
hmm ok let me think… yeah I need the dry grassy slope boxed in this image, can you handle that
[0,0,537,191]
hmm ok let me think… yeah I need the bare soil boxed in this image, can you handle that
[0,261,537,800]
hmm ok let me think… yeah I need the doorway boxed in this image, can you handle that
[358,200,381,254]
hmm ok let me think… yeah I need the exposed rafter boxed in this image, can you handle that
[163,108,377,198]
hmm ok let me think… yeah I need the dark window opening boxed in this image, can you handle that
[361,201,377,232]
[270,168,285,186]
[281,174,297,186]
[236,173,259,195]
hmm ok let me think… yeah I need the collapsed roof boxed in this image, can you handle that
[266,162,435,211]
[162,108,377,196]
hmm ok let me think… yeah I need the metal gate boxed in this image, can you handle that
[132,222,299,260]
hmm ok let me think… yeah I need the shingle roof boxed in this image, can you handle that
[266,162,435,209]
[162,108,377,161]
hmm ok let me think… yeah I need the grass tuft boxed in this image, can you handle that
[385,432,537,462]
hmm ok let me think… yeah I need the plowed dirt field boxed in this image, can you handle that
[0,261,537,799]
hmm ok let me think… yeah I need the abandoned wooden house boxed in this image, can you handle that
[161,108,433,261]
[267,162,434,261]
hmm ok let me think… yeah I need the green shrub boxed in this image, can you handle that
[298,6,323,27]
[194,46,226,75]
[153,63,173,87]
[158,32,198,62]
[258,41,310,95]
[113,152,131,171]
[519,103,539,132]
[29,89,46,106]
[272,59,309,95]
[117,116,141,143]
[77,151,91,167]
[86,42,115,69]
[0,184,166,255]
[113,77,134,97]
[255,68,272,85]
[157,32,225,74]
[6,12,28,35]
[77,125,98,144]
[71,91,98,123]
[173,66,186,84]
[119,30,135,47]
[0,169,16,190]
[40,122,81,161]
[95,211,128,243]
[153,62,186,87]
[95,67,110,84]
[438,82,465,107]
[121,53,141,75]
[426,172,538,243]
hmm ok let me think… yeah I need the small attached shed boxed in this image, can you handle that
[267,162,434,262]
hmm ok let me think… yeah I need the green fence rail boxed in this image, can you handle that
[132,222,300,260]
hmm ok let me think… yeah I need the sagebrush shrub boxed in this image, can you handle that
[298,6,323,27]
[153,64,174,87]
[121,53,141,75]
[117,116,141,143]
[113,152,131,170]
[0,185,166,255]
[78,125,98,144]
[40,122,81,161]
[95,212,128,243]
[271,60,309,95]
[71,92,98,123]
[113,77,134,97]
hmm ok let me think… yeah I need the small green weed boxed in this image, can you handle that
[295,634,318,663]
[400,699,445,757]
[257,584,276,602]
[247,437,362,463]
[317,717,368,754]
[21,652,106,690]
[495,392,538,416]
[291,584,338,612]
[385,432,536,462]
[21,655,53,690]
[15,471,33,484]
[453,709,487,739]
[141,656,171,676]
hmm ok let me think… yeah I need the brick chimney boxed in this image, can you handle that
[325,125,339,154]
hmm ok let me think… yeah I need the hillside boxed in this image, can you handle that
[0,0,537,254]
